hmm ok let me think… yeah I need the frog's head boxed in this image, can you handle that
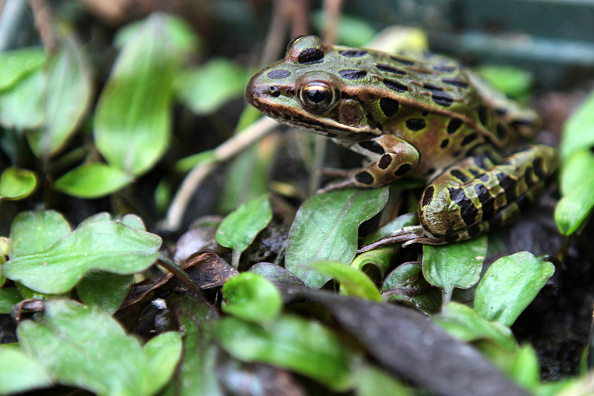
[246,35,382,141]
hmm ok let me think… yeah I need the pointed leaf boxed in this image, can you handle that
[8,209,71,258]
[17,299,181,396]
[94,15,176,175]
[0,345,52,394]
[555,176,594,236]
[560,89,594,160]
[0,167,37,200]
[76,272,133,314]
[474,252,554,326]
[0,47,45,90]
[216,315,356,391]
[216,194,272,267]
[422,235,487,302]
[0,287,22,313]
[54,163,132,198]
[306,260,382,302]
[27,37,92,157]
[0,68,45,130]
[286,188,388,288]
[222,272,282,324]
[3,221,161,294]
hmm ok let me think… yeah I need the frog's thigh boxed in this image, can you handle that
[419,145,557,242]
[329,134,420,190]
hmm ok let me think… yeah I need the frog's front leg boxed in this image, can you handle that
[320,134,420,192]
[359,145,558,250]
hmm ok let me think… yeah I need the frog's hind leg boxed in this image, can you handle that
[358,145,558,250]
[320,134,420,192]
[418,144,558,243]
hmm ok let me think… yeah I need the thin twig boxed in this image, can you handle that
[160,116,279,232]
[29,0,57,52]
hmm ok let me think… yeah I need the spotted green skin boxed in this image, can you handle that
[246,36,558,244]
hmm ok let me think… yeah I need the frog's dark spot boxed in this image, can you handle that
[478,173,489,182]
[441,78,468,89]
[474,156,490,170]
[422,111,429,116]
[467,224,482,237]
[510,119,535,127]
[355,171,374,185]
[451,169,469,183]
[475,183,495,219]
[533,157,545,180]
[395,163,412,176]
[478,106,488,126]
[449,187,478,226]
[461,133,478,146]
[422,186,435,207]
[406,118,426,131]
[339,49,368,57]
[379,97,399,117]
[378,154,393,169]
[495,108,508,116]
[358,140,385,154]
[496,123,506,139]
[469,168,481,178]
[432,92,453,107]
[440,139,449,149]
[496,172,517,203]
[445,234,460,242]
[390,56,415,66]
[339,69,368,80]
[447,118,463,134]
[423,83,444,92]
[384,78,408,93]
[434,65,456,72]
[267,69,291,79]
[524,166,537,186]
[376,64,407,75]
[516,193,531,210]
[298,48,324,64]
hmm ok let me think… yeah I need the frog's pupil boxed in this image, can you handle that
[307,89,326,103]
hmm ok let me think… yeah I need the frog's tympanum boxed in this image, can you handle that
[246,36,557,246]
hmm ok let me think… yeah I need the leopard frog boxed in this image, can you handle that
[246,35,557,245]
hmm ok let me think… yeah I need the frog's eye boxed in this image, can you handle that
[299,81,339,113]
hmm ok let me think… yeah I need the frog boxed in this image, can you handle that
[245,35,558,246]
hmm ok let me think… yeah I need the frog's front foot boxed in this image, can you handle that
[357,226,446,252]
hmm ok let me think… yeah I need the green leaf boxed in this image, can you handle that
[560,149,594,196]
[115,13,200,59]
[363,212,418,245]
[3,221,161,294]
[0,167,37,200]
[54,163,132,198]
[422,235,487,303]
[474,252,554,326]
[216,315,355,391]
[560,89,594,160]
[285,188,389,288]
[94,14,176,176]
[311,12,376,47]
[162,294,222,396]
[216,194,272,267]
[555,175,594,236]
[477,65,534,98]
[0,287,22,314]
[0,67,45,130]
[0,47,45,90]
[381,262,442,313]
[434,302,517,351]
[354,364,411,396]
[0,344,52,394]
[8,209,71,258]
[26,37,92,158]
[17,299,182,396]
[306,260,382,302]
[174,149,217,172]
[76,272,133,314]
[143,332,184,395]
[175,58,247,115]
[222,273,282,323]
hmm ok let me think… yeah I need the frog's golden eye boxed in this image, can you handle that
[299,81,339,113]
